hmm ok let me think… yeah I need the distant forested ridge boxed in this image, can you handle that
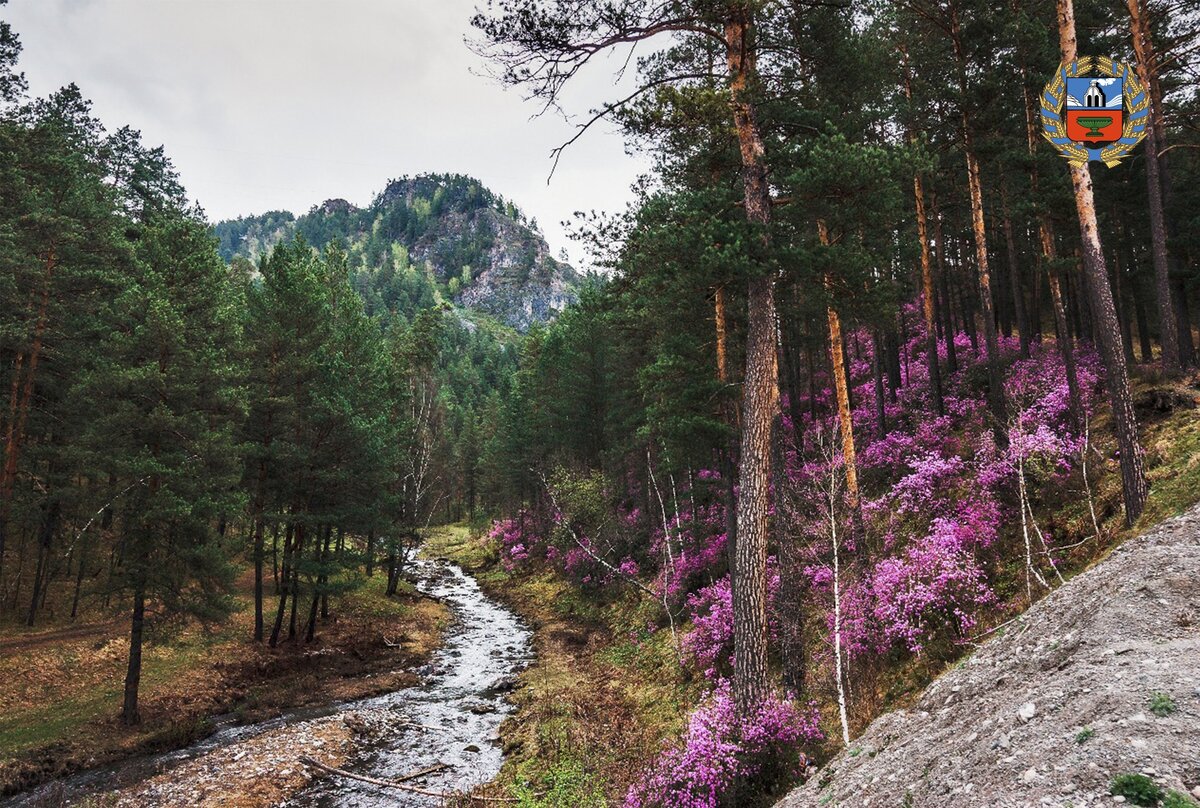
[0,10,547,728]
[213,174,582,331]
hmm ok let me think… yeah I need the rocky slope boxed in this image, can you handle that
[779,504,1200,808]
[212,174,580,331]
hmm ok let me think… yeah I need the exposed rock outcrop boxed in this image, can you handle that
[778,504,1200,808]
[212,174,580,331]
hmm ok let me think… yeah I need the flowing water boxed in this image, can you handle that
[5,555,533,807]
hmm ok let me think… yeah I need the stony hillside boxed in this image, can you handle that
[212,174,581,331]
[779,504,1200,808]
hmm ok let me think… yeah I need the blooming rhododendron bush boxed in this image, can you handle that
[483,309,1107,807]
[623,681,822,808]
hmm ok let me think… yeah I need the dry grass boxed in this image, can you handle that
[425,526,697,806]
[0,568,449,795]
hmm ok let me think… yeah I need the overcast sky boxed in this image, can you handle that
[5,0,651,264]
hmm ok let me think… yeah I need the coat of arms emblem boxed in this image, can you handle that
[1042,56,1149,167]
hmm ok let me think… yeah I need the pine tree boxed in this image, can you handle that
[82,206,244,724]
[1055,0,1149,524]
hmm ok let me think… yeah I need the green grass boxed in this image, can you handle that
[511,747,607,808]
[1149,691,1178,717]
[1164,790,1200,808]
[1110,773,1163,806]
[1074,726,1095,744]
[0,690,114,756]
[1137,393,1200,527]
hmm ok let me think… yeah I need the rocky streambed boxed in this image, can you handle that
[6,556,533,807]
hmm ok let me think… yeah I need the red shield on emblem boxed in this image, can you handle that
[1065,109,1124,145]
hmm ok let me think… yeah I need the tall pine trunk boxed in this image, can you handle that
[914,177,945,415]
[1057,0,1150,523]
[1126,0,1179,373]
[818,221,864,545]
[950,2,1005,433]
[0,249,56,576]
[122,587,145,725]
[253,516,265,642]
[725,7,774,716]
[1001,187,1031,358]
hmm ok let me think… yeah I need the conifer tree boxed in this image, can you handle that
[1055,0,1149,523]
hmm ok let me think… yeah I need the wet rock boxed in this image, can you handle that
[482,675,519,695]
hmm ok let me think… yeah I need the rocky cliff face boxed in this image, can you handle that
[212,174,580,331]
[454,208,576,331]
[777,504,1200,808]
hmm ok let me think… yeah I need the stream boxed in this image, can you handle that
[5,554,533,807]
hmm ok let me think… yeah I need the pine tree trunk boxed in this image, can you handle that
[122,587,145,725]
[1172,277,1195,367]
[1114,250,1137,366]
[269,521,296,648]
[1134,282,1154,362]
[26,498,59,627]
[913,176,945,415]
[0,250,56,577]
[725,7,774,716]
[819,222,864,547]
[1127,0,1179,374]
[70,533,88,621]
[1058,0,1150,524]
[714,284,741,567]
[1002,189,1031,358]
[884,328,902,398]
[933,205,959,373]
[871,330,887,438]
[253,516,265,642]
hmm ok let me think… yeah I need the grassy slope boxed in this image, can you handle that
[424,526,699,807]
[0,569,449,795]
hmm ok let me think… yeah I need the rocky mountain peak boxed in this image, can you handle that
[212,174,580,331]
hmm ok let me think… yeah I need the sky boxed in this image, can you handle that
[5,0,652,264]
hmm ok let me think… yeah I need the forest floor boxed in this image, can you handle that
[428,371,1200,808]
[423,525,700,806]
[0,567,450,800]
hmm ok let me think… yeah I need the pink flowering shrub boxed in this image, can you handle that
[486,295,1114,804]
[865,515,996,653]
[623,680,822,808]
[682,562,781,681]
[490,511,543,572]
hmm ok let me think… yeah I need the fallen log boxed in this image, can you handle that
[299,756,518,803]
[399,719,448,733]
[394,760,452,783]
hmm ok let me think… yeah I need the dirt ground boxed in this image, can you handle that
[0,573,448,797]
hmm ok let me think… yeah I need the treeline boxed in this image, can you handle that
[477,0,1200,518]
[470,0,1200,801]
[0,19,513,726]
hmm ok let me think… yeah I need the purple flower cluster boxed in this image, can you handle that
[623,680,822,808]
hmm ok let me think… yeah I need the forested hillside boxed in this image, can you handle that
[0,5,537,778]
[2,0,1200,805]
[214,174,583,331]
[454,0,1200,805]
